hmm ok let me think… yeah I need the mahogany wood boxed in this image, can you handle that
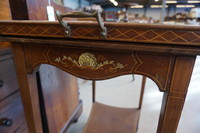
[0,48,28,132]
[0,0,11,20]
[83,102,140,133]
[12,43,43,133]
[157,56,196,133]
[8,0,29,20]
[7,0,82,132]
[39,64,82,133]
[0,2,28,133]
[87,76,146,133]
[138,76,146,109]
[0,92,28,133]
[0,48,18,101]
[9,0,72,20]
[20,41,82,133]
[1,21,200,46]
[0,0,11,49]
[0,43,11,49]
[92,80,96,102]
[0,21,198,133]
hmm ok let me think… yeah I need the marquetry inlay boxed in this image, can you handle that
[1,22,200,45]
[0,24,64,37]
[54,52,127,73]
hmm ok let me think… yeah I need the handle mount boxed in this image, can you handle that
[56,10,107,39]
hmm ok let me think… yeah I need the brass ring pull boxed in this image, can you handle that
[0,118,13,127]
[56,10,107,39]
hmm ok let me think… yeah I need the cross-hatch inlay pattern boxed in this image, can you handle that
[0,24,64,37]
[106,28,200,44]
[1,24,200,45]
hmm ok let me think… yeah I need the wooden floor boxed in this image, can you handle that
[67,56,200,133]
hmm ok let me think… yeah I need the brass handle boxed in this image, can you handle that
[56,10,107,39]
[0,80,3,88]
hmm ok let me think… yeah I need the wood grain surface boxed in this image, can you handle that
[0,20,198,133]
[1,21,200,46]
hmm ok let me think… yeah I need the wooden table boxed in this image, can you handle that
[0,20,200,133]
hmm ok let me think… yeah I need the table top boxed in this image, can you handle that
[0,20,200,55]
[3,21,196,133]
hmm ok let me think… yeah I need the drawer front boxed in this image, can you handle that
[0,56,19,101]
[0,92,28,133]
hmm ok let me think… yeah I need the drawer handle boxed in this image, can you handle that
[1,118,13,127]
[56,10,107,39]
[0,80,3,88]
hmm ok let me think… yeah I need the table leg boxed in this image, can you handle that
[157,56,196,133]
[12,44,43,133]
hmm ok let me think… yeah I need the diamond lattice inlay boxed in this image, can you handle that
[1,23,200,45]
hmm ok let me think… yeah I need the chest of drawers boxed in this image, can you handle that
[0,47,28,133]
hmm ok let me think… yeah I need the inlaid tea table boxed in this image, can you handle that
[0,17,200,133]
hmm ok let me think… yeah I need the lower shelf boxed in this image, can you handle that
[83,102,141,133]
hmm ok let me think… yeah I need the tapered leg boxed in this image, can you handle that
[157,56,196,133]
[12,44,43,133]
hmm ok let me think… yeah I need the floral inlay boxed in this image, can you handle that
[54,52,127,72]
